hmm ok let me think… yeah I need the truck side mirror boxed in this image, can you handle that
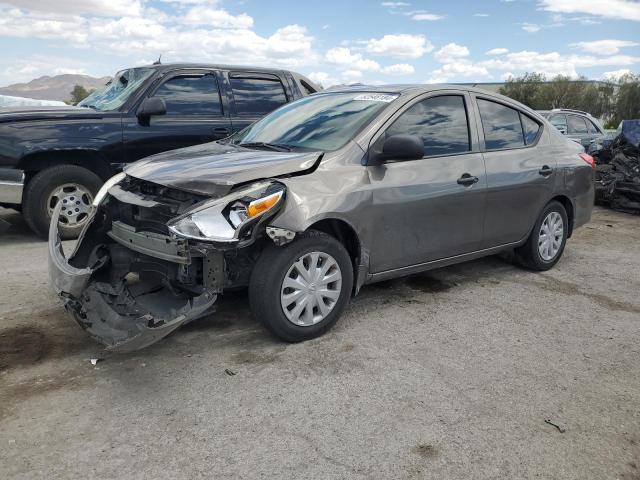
[137,97,167,125]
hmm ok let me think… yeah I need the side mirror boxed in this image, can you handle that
[380,134,424,162]
[556,126,567,135]
[137,97,166,124]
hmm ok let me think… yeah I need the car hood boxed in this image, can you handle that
[0,105,106,123]
[124,141,322,197]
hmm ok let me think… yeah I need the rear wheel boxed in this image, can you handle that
[249,231,353,342]
[22,165,102,240]
[515,200,568,271]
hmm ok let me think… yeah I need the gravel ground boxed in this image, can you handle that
[0,206,638,480]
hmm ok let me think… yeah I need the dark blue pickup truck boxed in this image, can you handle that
[0,63,318,238]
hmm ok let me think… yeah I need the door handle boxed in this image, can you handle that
[457,173,479,186]
[212,127,231,136]
[538,165,553,177]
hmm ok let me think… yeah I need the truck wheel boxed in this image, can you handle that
[515,200,568,271]
[249,231,353,342]
[23,165,103,240]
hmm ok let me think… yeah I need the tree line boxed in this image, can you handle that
[498,73,640,128]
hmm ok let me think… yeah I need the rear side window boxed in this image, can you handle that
[568,115,588,134]
[386,95,470,156]
[230,76,288,115]
[586,118,600,134]
[521,114,541,145]
[477,99,524,150]
[152,75,221,115]
[548,114,567,130]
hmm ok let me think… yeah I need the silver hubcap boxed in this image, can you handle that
[280,251,342,326]
[47,183,93,228]
[538,211,564,261]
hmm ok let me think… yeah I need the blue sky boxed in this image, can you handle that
[0,0,638,87]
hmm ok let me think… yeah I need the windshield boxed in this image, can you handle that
[232,92,398,151]
[79,67,155,111]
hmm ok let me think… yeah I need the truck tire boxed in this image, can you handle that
[22,165,103,240]
[249,230,353,342]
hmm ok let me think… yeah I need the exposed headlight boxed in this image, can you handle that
[168,181,286,242]
[92,172,126,206]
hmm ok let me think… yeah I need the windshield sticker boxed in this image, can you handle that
[353,94,398,103]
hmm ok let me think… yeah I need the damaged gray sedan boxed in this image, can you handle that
[48,85,595,352]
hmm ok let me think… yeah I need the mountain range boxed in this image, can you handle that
[0,74,110,102]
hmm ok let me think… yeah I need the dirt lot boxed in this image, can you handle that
[0,206,638,480]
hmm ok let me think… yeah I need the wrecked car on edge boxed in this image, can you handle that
[48,85,595,352]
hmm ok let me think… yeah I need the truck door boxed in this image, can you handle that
[123,69,232,163]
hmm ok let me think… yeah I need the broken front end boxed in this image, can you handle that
[48,173,289,352]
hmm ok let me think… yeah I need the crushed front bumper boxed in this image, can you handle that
[47,202,219,352]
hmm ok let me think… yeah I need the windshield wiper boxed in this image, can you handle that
[82,104,98,110]
[238,142,293,152]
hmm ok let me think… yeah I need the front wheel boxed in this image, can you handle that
[249,231,353,342]
[22,165,103,240]
[515,200,568,271]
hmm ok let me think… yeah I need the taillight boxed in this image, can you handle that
[579,152,596,169]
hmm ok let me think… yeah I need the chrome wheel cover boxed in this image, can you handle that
[280,251,342,326]
[538,211,564,261]
[47,183,93,228]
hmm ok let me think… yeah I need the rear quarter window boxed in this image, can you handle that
[521,114,542,145]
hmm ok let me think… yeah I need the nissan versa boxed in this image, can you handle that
[48,85,595,352]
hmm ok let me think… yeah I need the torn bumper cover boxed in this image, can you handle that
[47,202,218,352]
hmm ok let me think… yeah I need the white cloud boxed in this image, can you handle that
[569,39,639,55]
[381,2,410,7]
[307,71,337,87]
[411,12,445,21]
[365,34,433,58]
[434,43,470,62]
[381,63,415,75]
[0,0,143,17]
[474,13,490,17]
[539,0,640,22]
[480,50,640,78]
[427,61,490,83]
[486,48,509,55]
[521,23,541,32]
[182,7,254,28]
[602,68,632,80]
[324,47,380,71]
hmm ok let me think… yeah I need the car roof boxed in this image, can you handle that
[137,63,292,74]
[322,83,520,99]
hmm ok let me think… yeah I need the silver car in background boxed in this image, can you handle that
[48,85,595,351]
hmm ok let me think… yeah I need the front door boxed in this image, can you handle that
[124,70,232,163]
[368,93,487,273]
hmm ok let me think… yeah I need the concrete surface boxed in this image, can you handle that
[0,206,638,480]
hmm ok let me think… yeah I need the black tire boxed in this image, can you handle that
[22,165,103,240]
[515,200,568,271]
[249,230,354,342]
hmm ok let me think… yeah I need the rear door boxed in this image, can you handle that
[473,96,552,247]
[124,69,232,162]
[225,72,290,133]
[368,92,487,272]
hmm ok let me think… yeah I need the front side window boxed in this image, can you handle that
[478,99,525,150]
[521,114,542,145]
[232,92,397,151]
[230,76,287,115]
[385,95,470,156]
[567,115,588,134]
[152,75,221,116]
[79,67,154,111]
